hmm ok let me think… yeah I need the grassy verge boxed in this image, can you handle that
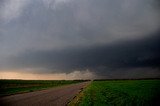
[0,80,86,96]
[68,89,84,106]
[68,81,90,106]
[73,79,160,106]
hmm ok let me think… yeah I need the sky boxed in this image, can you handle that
[0,0,160,80]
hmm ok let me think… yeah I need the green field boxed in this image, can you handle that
[70,80,160,106]
[0,80,85,96]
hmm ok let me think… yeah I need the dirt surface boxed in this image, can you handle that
[0,82,90,106]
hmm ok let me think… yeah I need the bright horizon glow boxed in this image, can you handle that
[0,70,95,80]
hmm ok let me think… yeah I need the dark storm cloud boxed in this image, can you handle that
[0,0,160,53]
[7,31,160,77]
[0,0,160,78]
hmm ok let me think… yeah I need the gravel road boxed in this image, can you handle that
[0,82,90,106]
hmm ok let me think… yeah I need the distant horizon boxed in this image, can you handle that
[0,71,159,80]
[0,78,159,81]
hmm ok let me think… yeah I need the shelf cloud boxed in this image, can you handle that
[0,0,160,79]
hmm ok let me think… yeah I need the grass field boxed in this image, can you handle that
[0,80,86,96]
[70,80,160,106]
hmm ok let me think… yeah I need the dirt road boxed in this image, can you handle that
[0,82,90,106]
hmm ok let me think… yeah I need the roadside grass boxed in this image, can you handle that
[68,81,90,106]
[73,80,160,106]
[68,89,84,106]
[0,80,86,96]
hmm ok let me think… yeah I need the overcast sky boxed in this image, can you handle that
[0,0,160,79]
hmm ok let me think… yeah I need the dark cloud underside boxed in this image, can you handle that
[6,32,160,78]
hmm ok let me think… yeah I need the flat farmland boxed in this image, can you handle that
[0,80,86,96]
[70,80,160,106]
[1,79,160,106]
